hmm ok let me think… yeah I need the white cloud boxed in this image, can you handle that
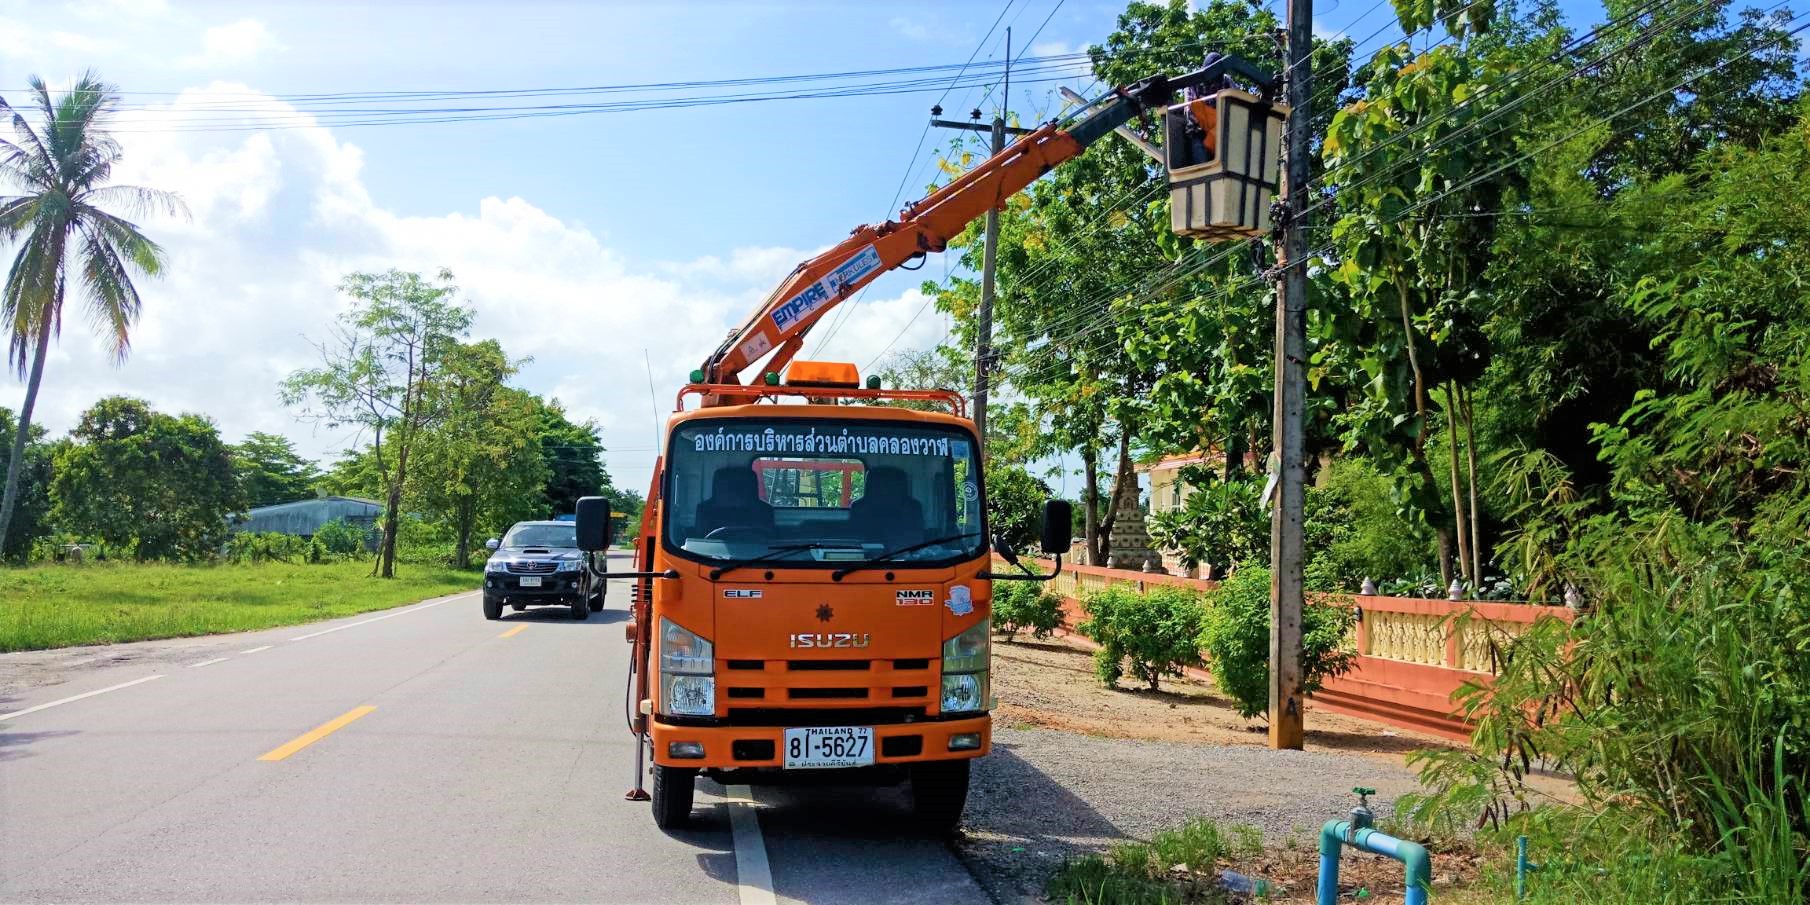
[16,85,932,481]
[1031,40,1073,57]
[887,14,971,45]
[178,18,280,69]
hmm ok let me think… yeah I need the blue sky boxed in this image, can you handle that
[0,0,1707,491]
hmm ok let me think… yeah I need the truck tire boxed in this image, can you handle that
[568,596,588,620]
[651,765,695,830]
[483,596,502,620]
[909,759,971,835]
[587,587,603,612]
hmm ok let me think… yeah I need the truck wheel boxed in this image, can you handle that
[483,596,502,620]
[651,765,695,830]
[909,759,971,835]
[587,587,603,612]
[569,596,588,620]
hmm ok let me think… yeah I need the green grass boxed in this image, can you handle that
[0,560,476,651]
[1047,817,1265,905]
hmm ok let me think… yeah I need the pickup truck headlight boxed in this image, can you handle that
[555,559,581,573]
[659,619,715,717]
[484,558,508,573]
[940,622,990,715]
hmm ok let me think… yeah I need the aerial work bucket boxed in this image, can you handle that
[1165,89,1287,240]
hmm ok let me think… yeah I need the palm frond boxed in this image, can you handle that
[0,195,39,243]
[82,208,167,277]
[2,226,62,376]
[0,107,53,191]
[83,184,188,222]
[75,218,143,362]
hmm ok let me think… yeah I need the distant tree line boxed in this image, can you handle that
[0,269,638,567]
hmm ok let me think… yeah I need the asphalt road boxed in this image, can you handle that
[0,556,985,904]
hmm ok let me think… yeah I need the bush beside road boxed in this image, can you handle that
[0,560,473,651]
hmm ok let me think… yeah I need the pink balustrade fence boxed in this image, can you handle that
[1013,557,1574,741]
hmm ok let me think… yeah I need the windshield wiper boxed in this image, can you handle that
[831,532,981,580]
[709,542,862,580]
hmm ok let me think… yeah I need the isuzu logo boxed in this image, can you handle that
[789,632,871,649]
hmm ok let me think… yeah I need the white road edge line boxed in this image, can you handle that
[289,592,473,642]
[188,657,230,669]
[724,784,778,905]
[0,675,166,722]
[241,646,272,654]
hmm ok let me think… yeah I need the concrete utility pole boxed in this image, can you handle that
[930,29,1030,446]
[1268,0,1313,751]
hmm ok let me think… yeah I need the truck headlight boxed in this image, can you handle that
[556,559,581,573]
[940,672,988,715]
[940,622,990,715]
[660,618,714,675]
[941,622,990,674]
[484,558,508,573]
[662,674,716,717]
[659,619,715,717]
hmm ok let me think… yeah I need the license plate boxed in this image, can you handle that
[783,726,874,769]
[519,575,542,587]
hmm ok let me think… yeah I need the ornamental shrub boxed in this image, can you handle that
[311,518,367,559]
[1199,565,1356,719]
[1077,585,1208,691]
[991,580,1064,642]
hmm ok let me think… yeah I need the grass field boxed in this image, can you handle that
[0,560,476,652]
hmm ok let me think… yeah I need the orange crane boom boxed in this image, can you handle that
[698,59,1277,392]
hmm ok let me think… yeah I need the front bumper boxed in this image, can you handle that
[649,714,990,769]
[483,573,583,599]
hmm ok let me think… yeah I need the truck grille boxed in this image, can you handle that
[722,706,926,727]
[505,561,557,574]
[787,659,869,671]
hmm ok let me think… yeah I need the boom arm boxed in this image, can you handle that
[700,60,1273,389]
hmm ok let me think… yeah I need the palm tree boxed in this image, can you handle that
[0,72,182,553]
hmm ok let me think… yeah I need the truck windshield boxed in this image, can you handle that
[663,419,984,567]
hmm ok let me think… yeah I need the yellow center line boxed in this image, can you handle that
[258,706,376,762]
[499,625,528,638]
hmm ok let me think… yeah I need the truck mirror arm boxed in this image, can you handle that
[978,555,1064,583]
[596,569,682,580]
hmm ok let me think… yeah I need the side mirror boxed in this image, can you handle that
[992,534,1021,568]
[484,538,500,552]
[1040,499,1074,555]
[575,496,613,552]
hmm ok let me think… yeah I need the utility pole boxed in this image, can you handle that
[930,28,1030,446]
[1268,0,1313,750]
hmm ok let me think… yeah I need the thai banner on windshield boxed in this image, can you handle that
[691,424,954,457]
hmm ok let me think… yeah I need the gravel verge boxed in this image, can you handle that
[959,726,1423,903]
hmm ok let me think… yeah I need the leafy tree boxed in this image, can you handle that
[0,72,181,555]
[535,399,615,517]
[50,396,241,560]
[232,432,323,509]
[1321,14,1538,586]
[410,340,547,568]
[984,460,1051,552]
[0,405,53,561]
[282,269,472,578]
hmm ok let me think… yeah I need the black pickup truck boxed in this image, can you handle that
[480,520,604,620]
